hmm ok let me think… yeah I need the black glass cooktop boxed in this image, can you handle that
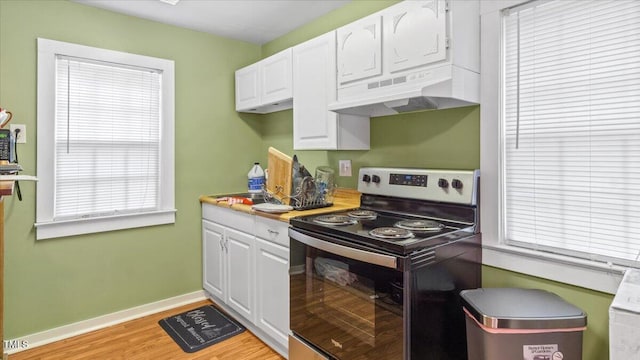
[290,209,474,255]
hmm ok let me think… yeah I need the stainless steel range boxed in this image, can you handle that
[288,167,481,360]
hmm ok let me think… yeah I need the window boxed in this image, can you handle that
[480,0,640,293]
[503,0,640,266]
[36,38,175,240]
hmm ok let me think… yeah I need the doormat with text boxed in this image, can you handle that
[159,305,245,353]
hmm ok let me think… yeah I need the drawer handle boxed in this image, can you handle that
[267,229,279,236]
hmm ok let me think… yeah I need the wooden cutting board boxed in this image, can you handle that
[267,147,293,205]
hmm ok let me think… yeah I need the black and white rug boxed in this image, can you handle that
[159,305,246,353]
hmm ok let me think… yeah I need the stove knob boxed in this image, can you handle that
[362,174,371,183]
[372,175,381,184]
[452,179,463,190]
[438,178,449,188]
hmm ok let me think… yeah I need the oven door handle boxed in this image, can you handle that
[289,229,398,269]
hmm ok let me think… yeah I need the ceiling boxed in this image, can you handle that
[73,0,351,45]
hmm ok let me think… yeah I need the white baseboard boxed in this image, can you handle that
[5,290,206,354]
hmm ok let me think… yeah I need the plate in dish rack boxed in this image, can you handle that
[252,203,294,213]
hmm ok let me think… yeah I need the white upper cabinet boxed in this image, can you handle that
[336,15,382,85]
[261,51,293,105]
[385,0,447,73]
[235,48,293,114]
[235,63,260,111]
[331,0,480,115]
[293,31,369,150]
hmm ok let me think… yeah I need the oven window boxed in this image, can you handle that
[290,241,403,360]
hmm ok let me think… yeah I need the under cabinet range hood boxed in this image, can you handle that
[328,64,479,117]
[328,0,480,118]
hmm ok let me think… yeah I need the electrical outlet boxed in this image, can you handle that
[10,124,26,144]
[339,160,352,177]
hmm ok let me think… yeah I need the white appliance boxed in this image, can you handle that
[610,268,640,359]
[328,0,480,117]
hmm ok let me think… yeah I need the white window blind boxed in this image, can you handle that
[503,0,640,267]
[54,56,161,220]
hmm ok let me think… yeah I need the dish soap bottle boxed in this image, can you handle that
[248,162,265,193]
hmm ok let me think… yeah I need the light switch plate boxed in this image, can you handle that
[339,160,352,177]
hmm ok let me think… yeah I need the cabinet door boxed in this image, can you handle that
[337,15,382,85]
[384,0,447,74]
[255,237,290,348]
[293,32,370,150]
[202,220,226,301]
[235,63,260,111]
[293,32,339,150]
[261,49,293,105]
[226,228,255,322]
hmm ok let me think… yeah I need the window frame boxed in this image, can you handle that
[480,0,627,294]
[36,38,176,240]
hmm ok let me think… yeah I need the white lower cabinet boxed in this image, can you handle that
[255,239,289,346]
[225,227,255,322]
[201,204,289,357]
[202,221,257,322]
[255,217,290,349]
[202,220,226,301]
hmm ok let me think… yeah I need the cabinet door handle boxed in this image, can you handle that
[267,229,279,236]
[220,238,225,251]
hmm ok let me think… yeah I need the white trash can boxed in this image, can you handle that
[461,288,587,360]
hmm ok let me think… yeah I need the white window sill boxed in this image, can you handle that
[483,244,625,294]
[35,210,176,240]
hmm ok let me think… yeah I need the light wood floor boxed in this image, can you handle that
[10,300,285,360]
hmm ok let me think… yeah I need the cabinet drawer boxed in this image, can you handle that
[255,217,289,248]
[202,204,254,233]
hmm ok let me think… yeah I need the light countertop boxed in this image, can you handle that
[199,188,361,222]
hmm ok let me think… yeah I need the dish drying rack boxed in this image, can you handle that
[263,176,334,211]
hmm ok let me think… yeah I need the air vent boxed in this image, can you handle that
[393,76,407,84]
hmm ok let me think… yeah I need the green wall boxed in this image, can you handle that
[261,106,480,189]
[0,0,263,338]
[0,1,613,359]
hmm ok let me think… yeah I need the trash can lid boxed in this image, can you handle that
[461,288,587,330]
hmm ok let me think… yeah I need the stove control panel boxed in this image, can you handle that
[389,173,428,187]
[357,167,479,205]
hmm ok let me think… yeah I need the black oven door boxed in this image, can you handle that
[289,228,405,360]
